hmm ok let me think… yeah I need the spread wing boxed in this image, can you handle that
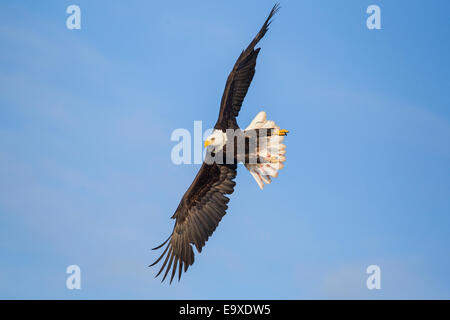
[215,3,280,130]
[150,163,237,283]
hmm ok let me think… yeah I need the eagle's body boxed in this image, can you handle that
[151,4,287,283]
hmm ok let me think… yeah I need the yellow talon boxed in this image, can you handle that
[269,156,279,163]
[278,129,289,136]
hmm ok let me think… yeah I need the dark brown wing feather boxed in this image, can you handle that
[215,3,280,130]
[151,162,237,283]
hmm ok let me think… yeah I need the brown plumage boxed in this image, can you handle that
[151,4,280,283]
[215,4,280,130]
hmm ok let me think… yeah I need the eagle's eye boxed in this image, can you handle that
[211,137,215,141]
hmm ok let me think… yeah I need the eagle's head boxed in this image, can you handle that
[204,129,227,152]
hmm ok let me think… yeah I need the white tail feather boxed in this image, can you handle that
[244,111,287,189]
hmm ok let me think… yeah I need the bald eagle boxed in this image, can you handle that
[151,4,288,283]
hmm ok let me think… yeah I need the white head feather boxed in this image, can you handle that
[204,129,227,152]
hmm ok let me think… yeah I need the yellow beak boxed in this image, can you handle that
[204,140,211,148]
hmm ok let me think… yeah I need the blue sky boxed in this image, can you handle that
[0,0,449,299]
